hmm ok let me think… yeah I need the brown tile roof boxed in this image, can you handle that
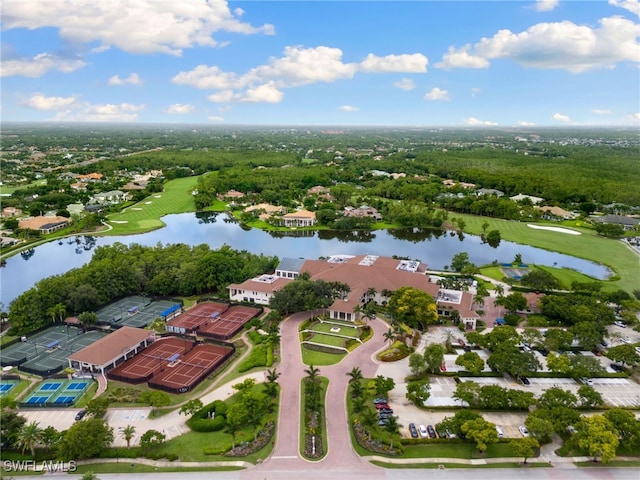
[228,276,293,294]
[19,216,69,230]
[67,326,154,366]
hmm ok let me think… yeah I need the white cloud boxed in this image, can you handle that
[359,53,427,73]
[394,78,416,91]
[172,65,241,90]
[471,87,481,97]
[463,117,498,126]
[179,45,429,104]
[1,0,275,56]
[552,112,571,122]
[517,120,536,126]
[629,112,640,121]
[207,82,284,103]
[208,115,224,122]
[108,73,142,86]
[165,103,195,114]
[424,87,450,101]
[609,0,640,16]
[436,45,490,70]
[339,105,359,112]
[591,108,613,115]
[22,93,77,110]
[533,0,560,12]
[1,53,86,77]
[437,16,640,73]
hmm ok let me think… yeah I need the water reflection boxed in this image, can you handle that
[0,212,614,307]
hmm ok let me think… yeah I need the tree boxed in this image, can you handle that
[450,252,470,272]
[405,379,431,406]
[81,472,99,480]
[139,429,166,449]
[604,408,640,444]
[86,397,109,418]
[387,286,438,330]
[569,355,605,379]
[226,402,249,449]
[408,353,426,375]
[461,418,499,453]
[524,414,555,443]
[0,410,27,449]
[455,351,485,375]
[58,418,114,460]
[179,399,203,417]
[383,415,401,450]
[438,410,482,438]
[544,329,573,352]
[546,353,572,375]
[41,426,62,453]
[487,344,540,378]
[16,421,43,457]
[423,343,445,374]
[511,437,540,464]
[570,321,604,351]
[495,292,527,314]
[577,385,604,408]
[483,325,520,351]
[121,424,136,448]
[77,311,98,329]
[485,229,501,248]
[453,381,480,408]
[607,344,640,366]
[346,366,363,383]
[575,415,619,463]
[374,375,395,397]
[46,303,66,324]
[384,327,396,345]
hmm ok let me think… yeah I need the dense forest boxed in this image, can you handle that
[7,244,277,335]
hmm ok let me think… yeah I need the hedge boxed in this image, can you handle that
[187,399,228,432]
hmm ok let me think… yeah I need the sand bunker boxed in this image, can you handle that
[111,220,128,224]
[131,207,143,210]
[154,195,161,198]
[145,201,152,204]
[527,224,581,235]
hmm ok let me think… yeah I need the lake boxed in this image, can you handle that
[0,212,611,308]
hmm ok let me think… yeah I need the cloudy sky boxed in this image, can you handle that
[1,0,639,126]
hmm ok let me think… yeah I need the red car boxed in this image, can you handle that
[375,403,390,410]
[440,363,447,372]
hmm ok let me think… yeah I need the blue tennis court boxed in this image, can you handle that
[67,382,88,391]
[55,396,75,404]
[0,384,13,392]
[26,396,49,404]
[39,382,62,391]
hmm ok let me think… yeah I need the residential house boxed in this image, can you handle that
[343,205,382,221]
[476,188,504,197]
[1,207,23,218]
[537,206,578,221]
[77,173,104,182]
[282,210,316,227]
[592,215,640,231]
[510,193,545,205]
[219,189,245,200]
[19,215,69,234]
[91,190,128,205]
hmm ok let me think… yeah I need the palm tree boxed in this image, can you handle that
[384,416,401,450]
[266,368,281,384]
[121,424,136,448]
[346,366,363,383]
[366,287,377,301]
[350,380,364,399]
[16,421,43,457]
[304,364,320,382]
[494,284,504,298]
[384,329,395,345]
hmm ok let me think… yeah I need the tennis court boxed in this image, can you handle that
[0,325,79,367]
[0,380,18,397]
[166,301,229,334]
[19,330,108,377]
[22,377,92,408]
[198,305,261,340]
[107,337,193,384]
[148,344,233,394]
[96,297,181,329]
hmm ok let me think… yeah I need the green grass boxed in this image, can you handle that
[535,265,595,290]
[370,460,546,468]
[73,463,244,474]
[0,179,47,195]
[104,176,200,235]
[309,322,360,338]
[299,376,328,461]
[402,441,519,459]
[305,333,349,348]
[454,214,639,292]
[300,345,346,366]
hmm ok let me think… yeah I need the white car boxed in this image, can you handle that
[519,426,530,437]
[418,424,428,438]
[614,320,627,328]
[621,337,631,344]
[581,377,594,386]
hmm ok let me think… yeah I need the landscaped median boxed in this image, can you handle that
[299,317,371,365]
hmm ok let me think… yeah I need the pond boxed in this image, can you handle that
[1,212,612,308]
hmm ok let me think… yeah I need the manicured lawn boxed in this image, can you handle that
[104,176,200,235]
[0,179,47,195]
[310,322,359,338]
[535,265,595,290]
[305,332,349,347]
[452,213,639,292]
[403,441,519,459]
[74,464,242,474]
[301,346,345,366]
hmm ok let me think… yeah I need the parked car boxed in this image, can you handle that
[610,363,625,372]
[418,424,428,438]
[75,409,86,421]
[373,397,388,404]
[600,340,609,347]
[440,363,447,372]
[375,403,390,410]
[614,320,627,328]
[409,423,419,438]
[520,376,530,385]
[379,408,394,414]
[427,425,437,438]
[378,418,390,426]
[537,347,549,356]
[581,377,594,386]
[519,426,530,437]
[378,412,393,419]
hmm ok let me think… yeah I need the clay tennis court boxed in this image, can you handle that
[166,301,229,334]
[107,337,192,384]
[197,305,262,340]
[148,344,233,394]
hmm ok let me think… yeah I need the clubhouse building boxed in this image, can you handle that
[228,255,479,329]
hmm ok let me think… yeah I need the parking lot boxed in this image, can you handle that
[375,325,640,437]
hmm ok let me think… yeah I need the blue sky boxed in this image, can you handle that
[1,0,639,126]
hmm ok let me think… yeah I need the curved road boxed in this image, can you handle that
[247,312,389,479]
